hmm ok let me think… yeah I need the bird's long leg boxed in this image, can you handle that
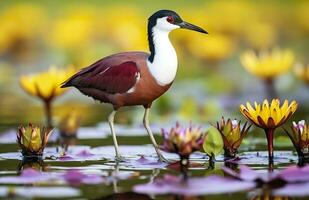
[143,108,168,162]
[108,110,123,162]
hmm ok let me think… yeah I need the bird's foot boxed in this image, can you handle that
[157,154,169,163]
[115,155,126,163]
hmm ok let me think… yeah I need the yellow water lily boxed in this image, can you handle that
[240,48,294,80]
[240,99,298,161]
[240,99,297,129]
[17,123,53,157]
[216,117,251,158]
[20,66,75,127]
[294,63,309,85]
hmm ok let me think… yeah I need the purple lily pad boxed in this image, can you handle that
[56,149,104,162]
[62,169,105,185]
[0,168,56,184]
[134,174,255,195]
[278,165,309,183]
[0,186,80,198]
[223,164,309,184]
[121,156,167,170]
[223,165,276,183]
[273,182,309,197]
[90,145,207,161]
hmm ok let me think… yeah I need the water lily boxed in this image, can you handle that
[160,123,205,158]
[284,120,309,161]
[20,66,75,127]
[240,99,298,162]
[240,48,294,98]
[216,117,251,158]
[160,123,205,179]
[294,63,309,86]
[17,124,53,157]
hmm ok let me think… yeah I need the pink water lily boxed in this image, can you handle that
[284,120,309,160]
[160,122,206,179]
[160,122,205,157]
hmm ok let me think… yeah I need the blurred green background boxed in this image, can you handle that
[0,0,308,130]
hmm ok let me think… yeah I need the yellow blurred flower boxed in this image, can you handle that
[20,66,74,101]
[240,48,294,80]
[294,63,309,85]
[240,99,297,129]
[295,1,309,33]
[0,4,46,54]
[48,6,97,50]
[205,1,258,36]
[20,66,75,127]
[17,123,53,156]
[97,6,148,51]
[187,34,235,62]
[244,22,277,50]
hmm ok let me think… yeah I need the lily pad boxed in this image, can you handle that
[134,174,255,195]
[0,186,80,198]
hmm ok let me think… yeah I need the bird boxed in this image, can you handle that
[61,9,208,162]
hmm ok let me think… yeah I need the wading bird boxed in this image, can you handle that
[62,10,207,161]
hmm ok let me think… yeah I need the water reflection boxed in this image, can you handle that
[17,156,47,172]
[93,192,152,200]
[248,190,293,200]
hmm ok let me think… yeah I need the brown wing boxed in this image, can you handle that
[62,53,144,94]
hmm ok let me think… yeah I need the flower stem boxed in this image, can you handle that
[180,156,189,181]
[44,100,53,128]
[264,78,278,99]
[265,129,275,163]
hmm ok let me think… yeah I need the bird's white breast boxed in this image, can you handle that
[147,26,178,86]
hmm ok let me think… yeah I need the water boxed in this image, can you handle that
[0,129,308,200]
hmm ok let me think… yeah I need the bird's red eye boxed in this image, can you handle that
[166,16,174,23]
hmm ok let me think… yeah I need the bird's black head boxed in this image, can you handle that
[148,9,208,34]
[147,10,207,62]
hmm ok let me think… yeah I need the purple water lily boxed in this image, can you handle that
[0,168,55,184]
[160,122,205,157]
[284,120,309,161]
[160,123,205,179]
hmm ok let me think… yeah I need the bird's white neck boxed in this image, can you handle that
[147,27,178,86]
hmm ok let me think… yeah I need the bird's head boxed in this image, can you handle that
[148,9,208,34]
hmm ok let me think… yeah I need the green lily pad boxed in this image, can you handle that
[203,126,223,159]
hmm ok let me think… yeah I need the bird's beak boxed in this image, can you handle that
[179,21,208,34]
